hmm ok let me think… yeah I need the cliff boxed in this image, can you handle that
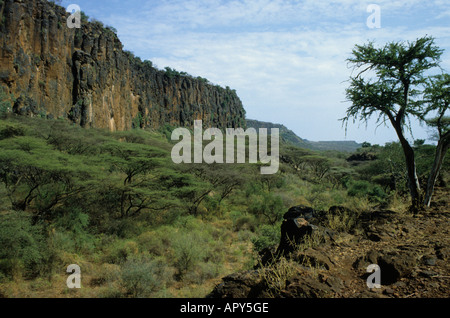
[0,0,246,131]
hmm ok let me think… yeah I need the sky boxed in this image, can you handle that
[60,0,450,145]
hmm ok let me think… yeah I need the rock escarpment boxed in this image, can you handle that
[0,0,246,131]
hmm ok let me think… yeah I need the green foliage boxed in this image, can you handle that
[252,224,280,253]
[343,36,446,208]
[105,25,117,34]
[171,231,205,276]
[0,113,446,297]
[131,113,143,129]
[0,87,12,118]
[54,206,94,252]
[159,123,176,141]
[0,125,25,139]
[120,255,172,297]
[164,67,191,79]
[0,211,47,280]
[248,192,285,225]
[80,11,89,23]
[347,180,387,203]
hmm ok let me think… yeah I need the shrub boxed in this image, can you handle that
[0,125,25,139]
[137,231,165,256]
[54,208,94,253]
[0,211,47,280]
[120,255,173,297]
[252,224,280,253]
[171,231,205,276]
[233,214,257,232]
[248,193,285,225]
[259,257,298,297]
[347,180,387,203]
[347,180,371,197]
[103,240,139,264]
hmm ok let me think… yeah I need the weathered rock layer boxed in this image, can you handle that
[0,0,246,131]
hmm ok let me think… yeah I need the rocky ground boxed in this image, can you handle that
[208,188,450,298]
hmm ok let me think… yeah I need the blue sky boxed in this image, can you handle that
[61,0,450,145]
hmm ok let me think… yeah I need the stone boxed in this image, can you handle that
[282,275,334,298]
[283,205,315,221]
[419,270,438,278]
[383,288,395,295]
[377,251,417,285]
[207,270,264,298]
[421,255,437,266]
[324,276,344,293]
[276,217,313,256]
[435,246,450,261]
[295,248,334,270]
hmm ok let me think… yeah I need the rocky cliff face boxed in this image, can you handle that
[0,0,246,131]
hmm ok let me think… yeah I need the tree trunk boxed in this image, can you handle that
[391,121,421,210]
[424,131,450,208]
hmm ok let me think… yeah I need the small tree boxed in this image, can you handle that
[421,74,450,207]
[343,36,443,210]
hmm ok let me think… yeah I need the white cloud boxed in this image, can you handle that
[81,0,450,144]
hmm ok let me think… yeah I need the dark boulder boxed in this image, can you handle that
[276,206,335,257]
[276,217,313,256]
[283,205,314,220]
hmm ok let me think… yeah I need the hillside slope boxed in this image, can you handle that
[246,119,361,152]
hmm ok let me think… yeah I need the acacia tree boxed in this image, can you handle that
[421,74,450,207]
[343,36,443,210]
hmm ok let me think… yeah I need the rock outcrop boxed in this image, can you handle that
[0,0,246,131]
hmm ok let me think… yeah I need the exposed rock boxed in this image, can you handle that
[376,251,417,285]
[13,95,40,116]
[435,246,450,261]
[293,248,334,270]
[421,255,437,266]
[210,189,450,298]
[283,205,314,220]
[0,0,246,131]
[206,270,264,298]
[281,275,333,298]
[419,270,438,278]
[275,206,335,257]
[323,275,344,293]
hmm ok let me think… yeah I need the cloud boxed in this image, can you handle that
[68,0,450,144]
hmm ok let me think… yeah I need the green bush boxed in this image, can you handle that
[171,231,205,276]
[347,180,371,197]
[0,211,47,280]
[248,192,285,225]
[251,224,280,253]
[347,180,387,203]
[0,125,24,139]
[120,255,173,297]
[103,240,139,264]
[233,214,257,232]
[54,208,95,253]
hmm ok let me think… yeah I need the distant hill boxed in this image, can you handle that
[246,119,361,152]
